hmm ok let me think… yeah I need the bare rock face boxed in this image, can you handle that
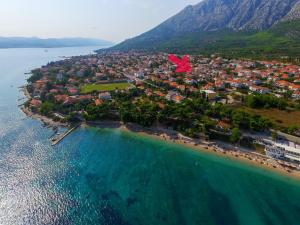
[160,0,300,33]
[281,1,300,22]
[113,0,300,51]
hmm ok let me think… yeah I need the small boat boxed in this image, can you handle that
[51,137,57,142]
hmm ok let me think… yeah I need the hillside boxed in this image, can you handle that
[108,0,300,61]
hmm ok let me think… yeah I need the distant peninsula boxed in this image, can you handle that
[0,37,114,48]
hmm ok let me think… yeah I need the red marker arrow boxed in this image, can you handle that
[169,54,192,73]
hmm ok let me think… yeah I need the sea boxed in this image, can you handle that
[0,47,300,225]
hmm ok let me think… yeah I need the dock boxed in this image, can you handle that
[51,124,80,146]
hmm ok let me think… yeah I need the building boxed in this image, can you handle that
[134,71,144,79]
[249,85,270,94]
[56,73,64,81]
[166,91,184,103]
[265,145,285,159]
[263,139,300,163]
[276,142,300,163]
[30,99,42,108]
[292,91,300,100]
[203,90,217,100]
[99,92,112,101]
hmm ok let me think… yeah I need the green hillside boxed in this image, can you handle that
[111,20,300,63]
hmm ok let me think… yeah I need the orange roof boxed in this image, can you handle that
[289,84,300,90]
[277,80,291,86]
[54,94,68,102]
[281,74,289,79]
[95,99,103,106]
[30,99,42,107]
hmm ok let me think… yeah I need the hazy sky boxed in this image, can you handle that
[0,0,200,43]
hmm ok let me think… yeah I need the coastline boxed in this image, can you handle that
[21,86,68,128]
[20,87,300,180]
[85,120,300,181]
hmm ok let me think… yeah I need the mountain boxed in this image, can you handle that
[110,0,300,60]
[0,37,114,49]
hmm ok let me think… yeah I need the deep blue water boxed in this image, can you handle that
[1,47,300,225]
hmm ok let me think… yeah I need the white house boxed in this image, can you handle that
[99,92,112,101]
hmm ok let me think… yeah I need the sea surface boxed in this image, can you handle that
[1,47,300,225]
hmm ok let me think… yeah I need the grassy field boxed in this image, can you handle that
[243,107,300,128]
[81,82,132,93]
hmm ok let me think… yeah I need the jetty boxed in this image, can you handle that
[51,124,80,146]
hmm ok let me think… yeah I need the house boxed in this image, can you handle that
[134,71,144,79]
[249,85,270,94]
[166,91,184,103]
[174,95,184,103]
[54,94,69,103]
[50,89,59,94]
[229,80,244,88]
[78,95,92,101]
[99,92,112,101]
[289,84,300,92]
[217,120,231,131]
[202,82,214,91]
[154,91,166,97]
[276,80,291,88]
[56,73,64,81]
[292,91,300,100]
[215,80,225,90]
[166,91,177,101]
[30,99,42,108]
[203,90,217,100]
[95,99,104,106]
[294,79,300,84]
[76,69,85,77]
[67,87,79,95]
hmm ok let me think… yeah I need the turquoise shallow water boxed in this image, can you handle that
[1,48,300,225]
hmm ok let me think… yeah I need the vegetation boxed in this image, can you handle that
[243,108,300,132]
[62,88,275,138]
[246,94,288,110]
[81,82,132,93]
[40,101,54,116]
[27,69,43,83]
[113,20,300,63]
[230,128,242,143]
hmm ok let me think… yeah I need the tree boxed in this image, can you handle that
[230,128,242,143]
[40,102,54,116]
[27,69,43,83]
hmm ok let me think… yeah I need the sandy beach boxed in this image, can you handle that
[86,120,300,180]
[20,84,300,180]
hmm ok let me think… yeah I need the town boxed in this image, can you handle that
[25,52,300,167]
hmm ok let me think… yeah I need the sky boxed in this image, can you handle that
[0,0,200,43]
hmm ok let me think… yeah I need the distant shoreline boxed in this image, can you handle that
[0,37,114,49]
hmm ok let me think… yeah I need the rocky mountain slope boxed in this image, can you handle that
[109,0,300,60]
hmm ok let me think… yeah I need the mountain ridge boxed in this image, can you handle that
[108,0,300,61]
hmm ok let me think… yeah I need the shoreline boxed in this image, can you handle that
[20,87,300,180]
[20,86,68,128]
[20,105,68,128]
[85,120,300,181]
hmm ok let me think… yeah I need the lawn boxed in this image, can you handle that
[243,107,300,128]
[81,82,132,93]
